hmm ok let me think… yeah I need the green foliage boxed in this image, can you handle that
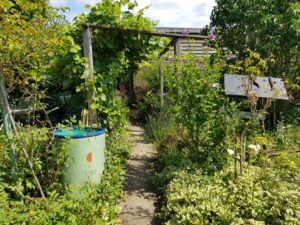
[58,0,161,129]
[273,123,300,151]
[154,53,235,172]
[0,0,70,110]
[144,49,300,224]
[211,0,300,124]
[161,166,300,225]
[0,127,69,199]
[211,0,300,79]
[0,128,131,224]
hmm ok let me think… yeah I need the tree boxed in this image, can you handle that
[0,0,71,105]
[211,0,300,125]
[0,0,72,186]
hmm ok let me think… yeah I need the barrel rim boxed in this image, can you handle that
[53,127,106,139]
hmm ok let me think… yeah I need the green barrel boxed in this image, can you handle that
[53,128,106,185]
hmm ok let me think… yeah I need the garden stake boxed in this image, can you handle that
[0,72,46,201]
[8,111,47,201]
[0,72,18,177]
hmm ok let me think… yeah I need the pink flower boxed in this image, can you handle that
[210,31,216,41]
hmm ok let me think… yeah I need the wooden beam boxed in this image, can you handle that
[83,25,97,125]
[82,23,209,40]
[159,39,174,57]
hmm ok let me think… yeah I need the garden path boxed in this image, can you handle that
[120,114,161,225]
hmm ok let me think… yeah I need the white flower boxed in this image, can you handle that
[248,144,256,149]
[248,144,261,152]
[227,149,235,155]
[256,144,261,151]
[212,83,219,88]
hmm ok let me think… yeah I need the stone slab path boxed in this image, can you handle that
[120,123,160,225]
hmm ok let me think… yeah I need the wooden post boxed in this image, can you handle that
[159,58,164,108]
[0,72,18,175]
[83,25,97,125]
[174,38,181,57]
[173,38,182,96]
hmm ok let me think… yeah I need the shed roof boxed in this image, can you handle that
[224,74,288,100]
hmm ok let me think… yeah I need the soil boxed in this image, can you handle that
[120,118,161,225]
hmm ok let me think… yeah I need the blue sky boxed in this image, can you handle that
[49,0,216,28]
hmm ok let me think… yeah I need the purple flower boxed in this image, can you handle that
[167,56,174,62]
[210,31,216,41]
[197,62,203,70]
[163,92,168,96]
[182,28,190,36]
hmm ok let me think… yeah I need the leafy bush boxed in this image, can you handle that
[0,127,69,198]
[144,53,235,172]
[274,123,300,151]
[142,51,300,225]
[0,128,131,224]
[161,166,300,225]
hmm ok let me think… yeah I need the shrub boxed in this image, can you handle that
[0,128,131,224]
[161,166,300,225]
[0,127,69,198]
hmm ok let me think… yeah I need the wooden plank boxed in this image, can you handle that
[82,23,209,40]
[83,26,97,125]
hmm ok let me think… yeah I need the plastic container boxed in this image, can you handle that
[53,128,106,185]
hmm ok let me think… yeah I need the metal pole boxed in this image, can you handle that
[0,72,18,175]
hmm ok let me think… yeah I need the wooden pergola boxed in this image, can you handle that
[82,23,209,122]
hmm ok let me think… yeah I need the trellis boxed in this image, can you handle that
[81,23,209,122]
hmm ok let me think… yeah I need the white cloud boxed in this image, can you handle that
[49,0,216,27]
[73,0,99,6]
[138,0,216,27]
[50,0,69,8]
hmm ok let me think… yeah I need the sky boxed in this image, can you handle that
[49,0,216,28]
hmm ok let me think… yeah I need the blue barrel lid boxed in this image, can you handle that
[53,127,106,139]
